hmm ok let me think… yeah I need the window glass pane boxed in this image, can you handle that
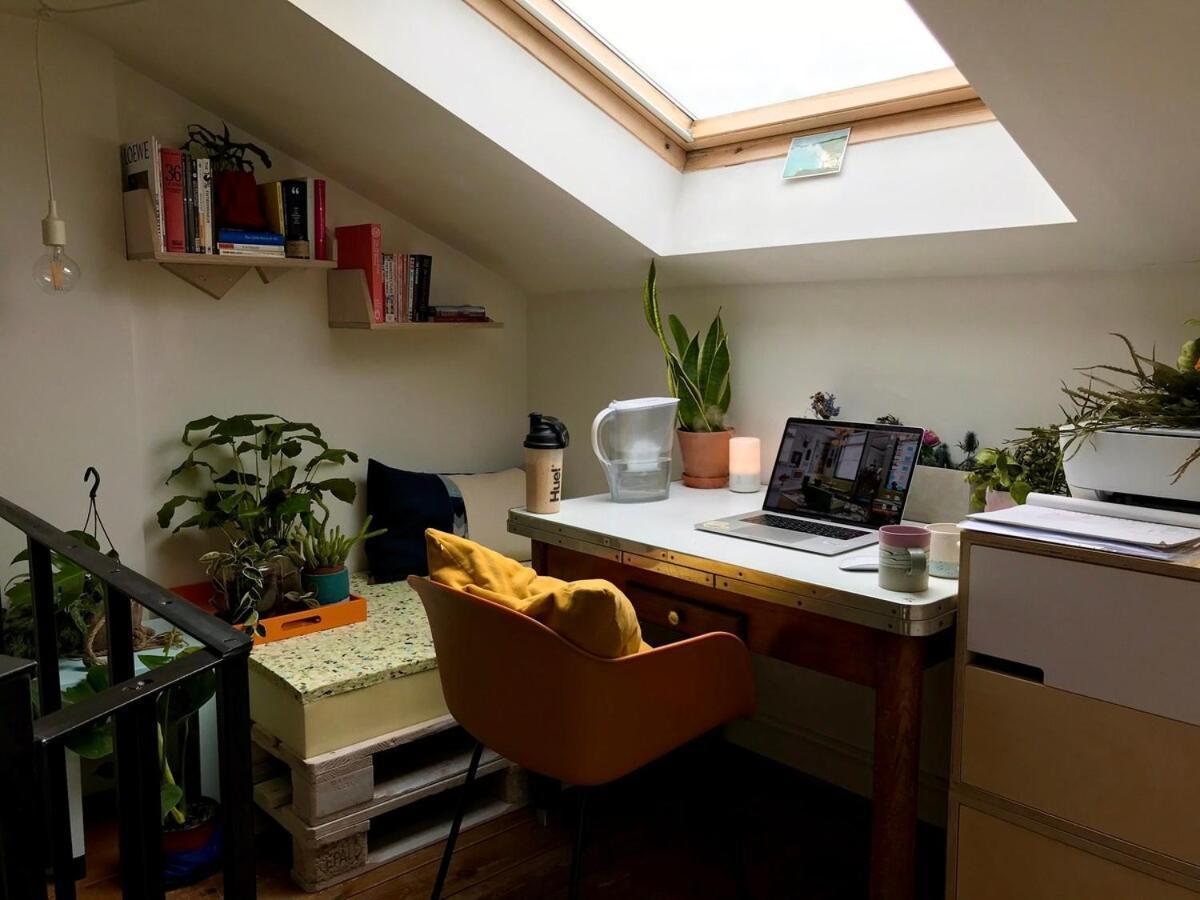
[558,0,954,119]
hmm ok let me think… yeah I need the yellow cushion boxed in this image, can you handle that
[425,529,646,658]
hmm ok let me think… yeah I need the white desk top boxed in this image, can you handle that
[509,486,957,636]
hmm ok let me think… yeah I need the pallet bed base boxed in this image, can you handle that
[292,795,523,892]
[252,714,527,891]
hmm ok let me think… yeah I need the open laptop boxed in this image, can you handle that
[696,418,924,556]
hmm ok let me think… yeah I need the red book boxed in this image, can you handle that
[335,224,383,323]
[160,147,186,254]
[398,253,409,321]
[313,179,327,261]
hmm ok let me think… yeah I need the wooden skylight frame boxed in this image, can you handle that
[465,0,995,171]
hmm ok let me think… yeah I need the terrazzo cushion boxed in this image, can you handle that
[365,461,528,583]
[426,529,648,659]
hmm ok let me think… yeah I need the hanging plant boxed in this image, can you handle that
[1,468,159,663]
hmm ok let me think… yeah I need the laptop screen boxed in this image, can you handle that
[763,419,924,529]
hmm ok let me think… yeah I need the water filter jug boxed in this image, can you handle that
[591,397,679,502]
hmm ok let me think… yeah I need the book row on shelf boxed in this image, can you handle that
[119,136,328,261]
[335,223,490,325]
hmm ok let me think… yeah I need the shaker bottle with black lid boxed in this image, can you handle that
[525,413,569,514]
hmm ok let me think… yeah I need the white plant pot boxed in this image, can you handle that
[1060,426,1200,503]
[985,488,1018,512]
[904,465,971,523]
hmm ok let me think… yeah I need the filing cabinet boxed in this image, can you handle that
[946,533,1200,898]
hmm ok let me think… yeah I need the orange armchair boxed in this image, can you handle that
[408,575,755,899]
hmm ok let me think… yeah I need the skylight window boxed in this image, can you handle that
[468,0,988,170]
[557,0,954,119]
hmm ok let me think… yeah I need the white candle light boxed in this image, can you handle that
[728,436,761,493]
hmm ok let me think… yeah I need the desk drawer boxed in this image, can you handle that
[625,583,746,641]
[955,805,1197,900]
[966,546,1200,724]
[960,664,1200,866]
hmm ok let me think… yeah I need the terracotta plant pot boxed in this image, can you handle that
[677,428,733,488]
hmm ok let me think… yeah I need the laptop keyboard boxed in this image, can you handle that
[745,514,865,541]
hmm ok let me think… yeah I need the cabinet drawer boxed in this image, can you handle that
[966,546,1200,724]
[625,583,745,640]
[955,805,1197,900]
[961,664,1200,866]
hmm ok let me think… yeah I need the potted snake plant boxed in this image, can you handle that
[298,515,385,605]
[643,261,733,487]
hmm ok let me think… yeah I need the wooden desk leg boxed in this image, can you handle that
[869,634,925,900]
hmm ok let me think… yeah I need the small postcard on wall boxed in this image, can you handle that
[782,127,851,180]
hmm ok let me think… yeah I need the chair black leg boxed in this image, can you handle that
[568,790,589,900]
[719,750,752,900]
[431,741,484,900]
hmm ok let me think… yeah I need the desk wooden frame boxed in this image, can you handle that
[512,512,956,900]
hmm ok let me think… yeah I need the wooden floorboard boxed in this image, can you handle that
[64,743,945,898]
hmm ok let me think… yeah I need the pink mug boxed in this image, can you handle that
[878,524,931,592]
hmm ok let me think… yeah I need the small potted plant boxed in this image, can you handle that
[642,261,733,487]
[298,515,385,605]
[966,426,1067,512]
[182,122,272,231]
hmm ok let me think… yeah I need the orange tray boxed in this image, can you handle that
[171,582,368,646]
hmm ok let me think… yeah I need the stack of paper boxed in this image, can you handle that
[962,494,1200,560]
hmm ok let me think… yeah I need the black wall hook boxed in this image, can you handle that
[84,466,100,500]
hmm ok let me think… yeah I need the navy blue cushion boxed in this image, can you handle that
[365,460,465,583]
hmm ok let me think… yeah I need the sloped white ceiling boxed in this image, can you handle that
[52,0,1200,292]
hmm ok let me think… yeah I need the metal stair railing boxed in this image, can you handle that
[0,495,256,900]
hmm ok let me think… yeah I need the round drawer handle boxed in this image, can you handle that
[667,610,682,627]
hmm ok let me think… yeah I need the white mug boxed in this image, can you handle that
[928,522,962,579]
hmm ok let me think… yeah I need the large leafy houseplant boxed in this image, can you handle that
[157,414,358,545]
[1062,321,1200,480]
[642,261,731,433]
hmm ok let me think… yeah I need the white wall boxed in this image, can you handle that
[530,270,1199,499]
[0,17,149,571]
[0,15,528,588]
[527,267,1198,806]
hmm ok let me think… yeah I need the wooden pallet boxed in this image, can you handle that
[252,716,526,891]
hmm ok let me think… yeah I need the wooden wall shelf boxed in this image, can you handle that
[122,189,334,299]
[327,269,503,330]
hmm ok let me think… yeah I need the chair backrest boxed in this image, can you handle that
[410,574,617,783]
[407,575,755,785]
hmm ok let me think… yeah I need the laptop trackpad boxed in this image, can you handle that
[739,524,810,544]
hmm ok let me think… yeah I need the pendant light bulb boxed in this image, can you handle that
[33,201,80,294]
[32,10,81,295]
